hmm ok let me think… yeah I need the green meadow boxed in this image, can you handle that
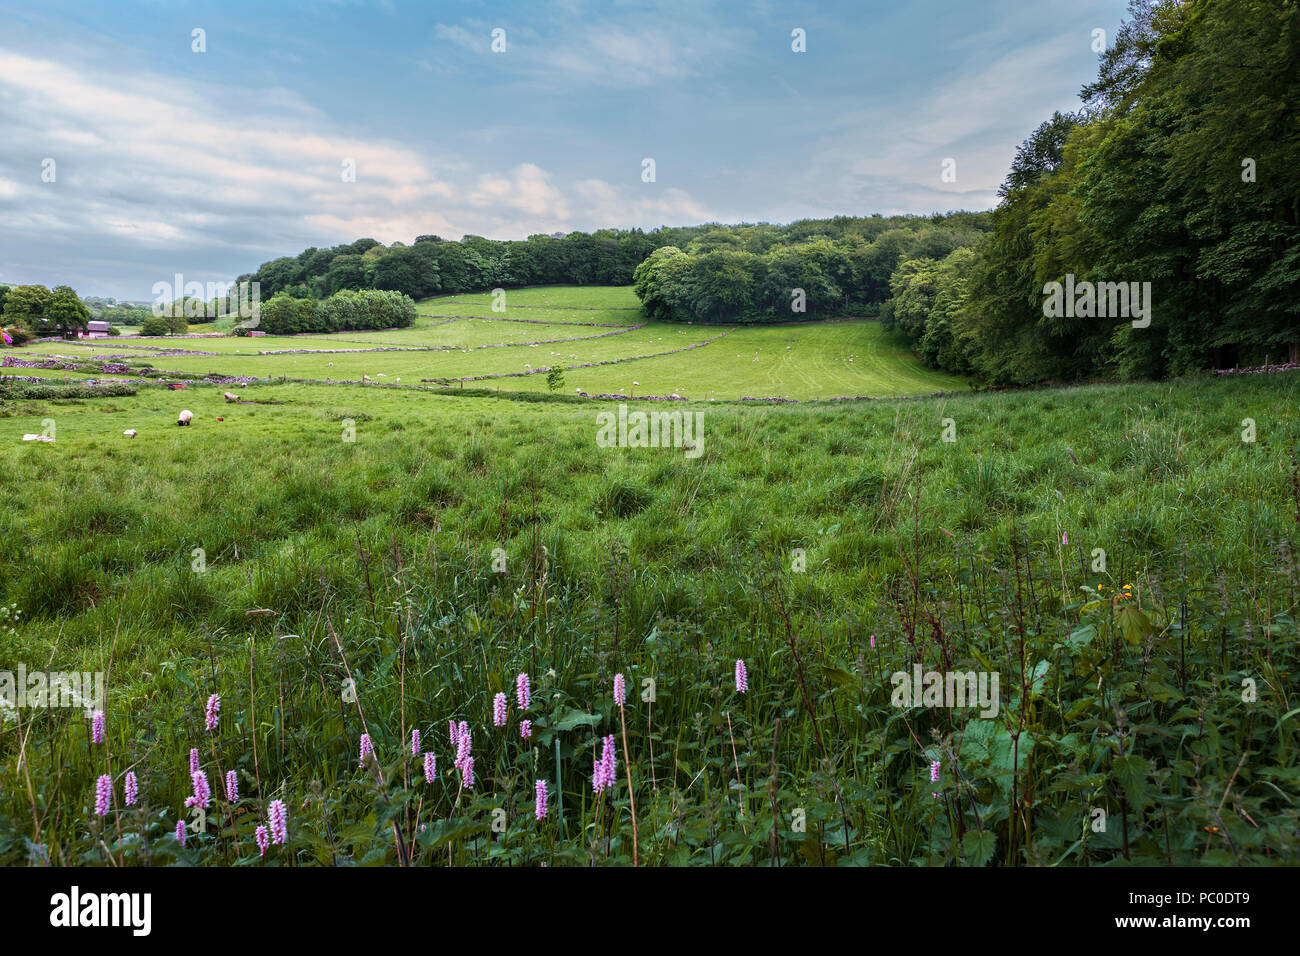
[1,285,1296,867]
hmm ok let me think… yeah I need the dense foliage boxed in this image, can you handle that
[248,288,417,336]
[883,0,1300,383]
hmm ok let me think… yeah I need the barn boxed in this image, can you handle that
[79,321,112,339]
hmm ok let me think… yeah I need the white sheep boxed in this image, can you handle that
[223,391,239,403]
[123,429,137,438]
[177,409,193,426]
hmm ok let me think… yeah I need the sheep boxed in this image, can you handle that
[123,429,137,438]
[223,391,239,403]
[177,409,193,426]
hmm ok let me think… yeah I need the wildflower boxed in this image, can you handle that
[225,770,238,803]
[613,673,627,707]
[592,735,617,794]
[255,825,269,857]
[516,672,531,710]
[185,770,211,809]
[930,760,941,782]
[190,747,200,775]
[870,634,876,650]
[268,799,288,845]
[411,728,420,758]
[493,692,508,727]
[204,693,220,732]
[359,733,373,767]
[455,722,472,768]
[448,719,458,747]
[535,779,548,820]
[423,751,436,784]
[91,710,105,744]
[94,774,112,817]
[124,771,138,806]
[520,720,532,740]
[735,659,748,694]
[1062,531,1069,546]
[461,755,475,789]
[176,819,186,847]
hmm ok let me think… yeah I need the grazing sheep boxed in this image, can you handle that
[177,409,193,426]
[223,391,239,402]
[123,429,137,438]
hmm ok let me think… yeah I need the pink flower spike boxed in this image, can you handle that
[411,728,420,757]
[516,672,531,711]
[255,825,269,857]
[186,770,211,809]
[359,733,373,767]
[225,770,238,803]
[423,751,436,784]
[535,779,548,820]
[1063,531,1069,546]
[189,748,200,775]
[735,659,749,694]
[94,774,112,816]
[493,692,508,727]
[448,719,458,748]
[930,760,941,783]
[613,673,627,707]
[268,799,288,845]
[461,755,475,789]
[91,710,105,744]
[124,771,138,807]
[204,693,221,732]
[176,819,186,846]
[519,720,532,740]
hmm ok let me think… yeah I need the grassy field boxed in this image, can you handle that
[23,287,967,400]
[1,285,1297,867]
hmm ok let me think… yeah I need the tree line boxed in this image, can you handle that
[882,0,1299,383]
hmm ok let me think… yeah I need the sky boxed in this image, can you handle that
[0,0,1132,300]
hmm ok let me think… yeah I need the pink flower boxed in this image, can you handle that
[516,672,531,710]
[592,735,617,794]
[930,760,941,783]
[493,692,508,727]
[204,693,221,732]
[94,774,112,816]
[124,771,138,806]
[1063,531,1069,546]
[411,728,420,757]
[176,819,186,846]
[455,722,472,769]
[185,770,210,809]
[359,733,373,766]
[268,799,288,845]
[535,779,548,820]
[870,634,876,650]
[255,825,269,857]
[461,755,475,789]
[225,770,238,803]
[519,720,532,740]
[735,659,748,694]
[189,747,200,776]
[448,719,458,748]
[613,673,626,707]
[91,710,105,744]
[423,751,436,784]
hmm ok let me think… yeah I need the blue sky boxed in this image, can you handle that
[0,0,1131,299]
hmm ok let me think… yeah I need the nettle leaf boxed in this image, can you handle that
[1066,623,1097,651]
[551,708,600,731]
[1111,754,1149,806]
[1030,659,1051,698]
[1115,605,1154,646]
[962,829,997,867]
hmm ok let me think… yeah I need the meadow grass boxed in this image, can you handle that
[2,353,1297,866]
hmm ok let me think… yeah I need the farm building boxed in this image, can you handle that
[78,321,111,339]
